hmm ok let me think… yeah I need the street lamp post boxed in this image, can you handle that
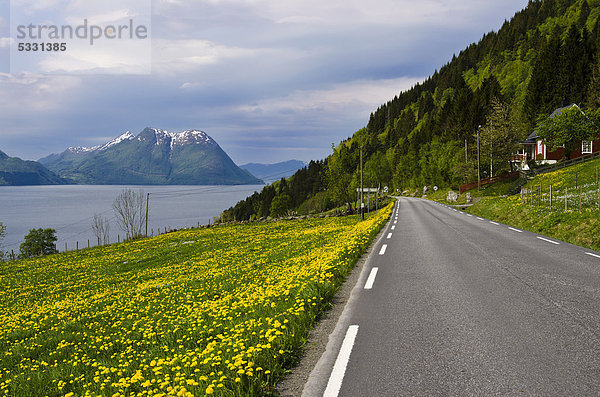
[477,125,481,191]
[360,146,364,221]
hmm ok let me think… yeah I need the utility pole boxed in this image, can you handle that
[490,141,493,178]
[360,146,364,221]
[145,193,150,237]
[477,125,481,191]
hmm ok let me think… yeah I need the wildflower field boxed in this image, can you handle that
[520,158,600,212]
[0,204,392,397]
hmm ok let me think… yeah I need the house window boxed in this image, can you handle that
[537,140,543,154]
[582,140,593,154]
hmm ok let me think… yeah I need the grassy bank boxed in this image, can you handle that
[467,195,600,251]
[419,158,600,251]
[0,204,392,397]
[462,158,600,251]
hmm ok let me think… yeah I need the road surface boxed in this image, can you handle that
[304,197,600,396]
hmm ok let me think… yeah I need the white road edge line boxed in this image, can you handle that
[323,325,360,397]
[490,221,500,225]
[391,225,396,230]
[364,267,379,290]
[467,214,473,217]
[508,227,523,233]
[536,236,560,245]
[477,217,484,221]
[379,245,387,255]
[387,233,392,239]
[586,252,600,259]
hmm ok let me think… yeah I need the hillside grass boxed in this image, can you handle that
[468,195,600,251]
[462,158,600,251]
[0,204,392,397]
[421,179,516,205]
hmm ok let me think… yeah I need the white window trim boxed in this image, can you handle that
[582,140,593,154]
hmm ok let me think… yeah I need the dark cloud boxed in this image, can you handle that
[0,0,529,163]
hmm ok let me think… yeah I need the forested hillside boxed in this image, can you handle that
[222,0,600,221]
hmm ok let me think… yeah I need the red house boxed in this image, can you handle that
[519,104,600,169]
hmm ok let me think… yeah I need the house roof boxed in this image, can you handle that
[520,103,579,144]
[521,131,538,145]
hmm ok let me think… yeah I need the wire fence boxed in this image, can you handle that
[520,181,600,212]
[1,166,309,260]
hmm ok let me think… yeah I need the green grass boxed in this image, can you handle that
[461,158,600,251]
[422,179,516,205]
[467,195,600,251]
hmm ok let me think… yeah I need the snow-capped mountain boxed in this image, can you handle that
[38,128,263,185]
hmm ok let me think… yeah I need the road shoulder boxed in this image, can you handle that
[275,210,393,397]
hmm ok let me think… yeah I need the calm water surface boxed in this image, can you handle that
[0,185,262,253]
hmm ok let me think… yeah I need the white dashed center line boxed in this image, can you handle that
[586,252,600,259]
[387,233,392,239]
[477,217,484,221]
[379,245,387,255]
[508,227,523,233]
[536,236,560,245]
[391,225,396,230]
[490,221,499,225]
[364,267,379,290]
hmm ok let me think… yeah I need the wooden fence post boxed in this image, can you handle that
[579,186,582,213]
[550,185,553,210]
[565,186,568,211]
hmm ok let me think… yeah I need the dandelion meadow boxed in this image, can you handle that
[0,204,392,396]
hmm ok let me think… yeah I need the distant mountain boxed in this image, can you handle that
[240,160,307,183]
[39,128,263,185]
[0,150,66,186]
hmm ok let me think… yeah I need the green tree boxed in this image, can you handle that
[535,105,598,159]
[586,61,600,108]
[363,152,392,188]
[578,0,590,29]
[19,228,58,259]
[479,98,520,175]
[326,144,355,209]
[270,194,292,218]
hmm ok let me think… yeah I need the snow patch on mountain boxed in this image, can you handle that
[62,128,214,157]
[66,146,99,154]
[98,131,135,151]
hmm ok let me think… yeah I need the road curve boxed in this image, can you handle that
[303,197,600,396]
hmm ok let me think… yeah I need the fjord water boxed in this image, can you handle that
[0,185,262,254]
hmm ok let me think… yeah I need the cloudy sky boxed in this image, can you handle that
[0,0,528,164]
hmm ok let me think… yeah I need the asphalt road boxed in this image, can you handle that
[304,197,600,396]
